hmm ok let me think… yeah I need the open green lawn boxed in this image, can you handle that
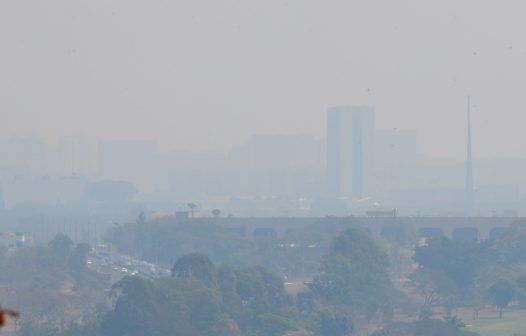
[464,311,526,336]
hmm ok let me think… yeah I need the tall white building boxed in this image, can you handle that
[327,106,375,199]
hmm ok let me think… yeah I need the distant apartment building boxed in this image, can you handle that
[327,106,375,199]
[0,137,50,176]
[98,140,159,191]
[155,135,325,201]
[2,176,87,208]
[230,135,324,198]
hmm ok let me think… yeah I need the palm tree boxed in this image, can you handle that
[187,203,197,218]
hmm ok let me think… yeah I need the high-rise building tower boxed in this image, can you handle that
[465,96,474,216]
[327,106,375,199]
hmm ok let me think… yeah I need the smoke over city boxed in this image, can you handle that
[1,1,526,336]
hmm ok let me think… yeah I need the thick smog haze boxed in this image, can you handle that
[6,3,526,336]
[1,0,526,159]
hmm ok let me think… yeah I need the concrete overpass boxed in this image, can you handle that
[205,216,522,241]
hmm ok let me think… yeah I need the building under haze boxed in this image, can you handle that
[229,135,324,199]
[327,106,375,199]
[58,136,98,176]
[98,140,159,191]
[0,137,50,176]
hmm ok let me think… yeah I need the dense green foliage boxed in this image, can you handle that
[104,217,354,277]
[96,254,296,336]
[16,219,526,335]
[495,220,526,263]
[172,253,217,284]
[414,237,498,304]
[315,308,354,336]
[0,235,109,335]
[58,224,402,335]
[104,218,251,265]
[488,279,525,318]
[412,226,526,319]
[311,227,395,317]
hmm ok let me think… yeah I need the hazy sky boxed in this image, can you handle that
[1,1,526,159]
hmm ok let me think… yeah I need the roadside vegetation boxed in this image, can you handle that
[4,218,526,335]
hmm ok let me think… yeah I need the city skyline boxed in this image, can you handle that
[2,2,526,336]
[0,104,525,217]
[2,1,526,160]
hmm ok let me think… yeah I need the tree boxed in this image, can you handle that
[233,266,290,314]
[49,234,74,258]
[494,220,526,263]
[411,268,457,307]
[489,279,523,318]
[212,209,221,218]
[68,243,91,272]
[187,203,198,218]
[172,253,216,285]
[316,308,353,336]
[0,245,109,335]
[101,260,295,336]
[156,276,228,336]
[187,287,223,334]
[104,219,252,266]
[311,227,393,316]
[18,237,307,336]
[413,237,497,303]
[102,276,198,336]
[463,284,486,320]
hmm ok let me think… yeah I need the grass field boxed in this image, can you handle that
[462,310,526,336]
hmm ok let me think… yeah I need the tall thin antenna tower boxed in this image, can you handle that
[465,96,474,216]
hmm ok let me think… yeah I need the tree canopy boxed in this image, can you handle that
[413,237,497,302]
[311,227,394,317]
[97,254,295,336]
